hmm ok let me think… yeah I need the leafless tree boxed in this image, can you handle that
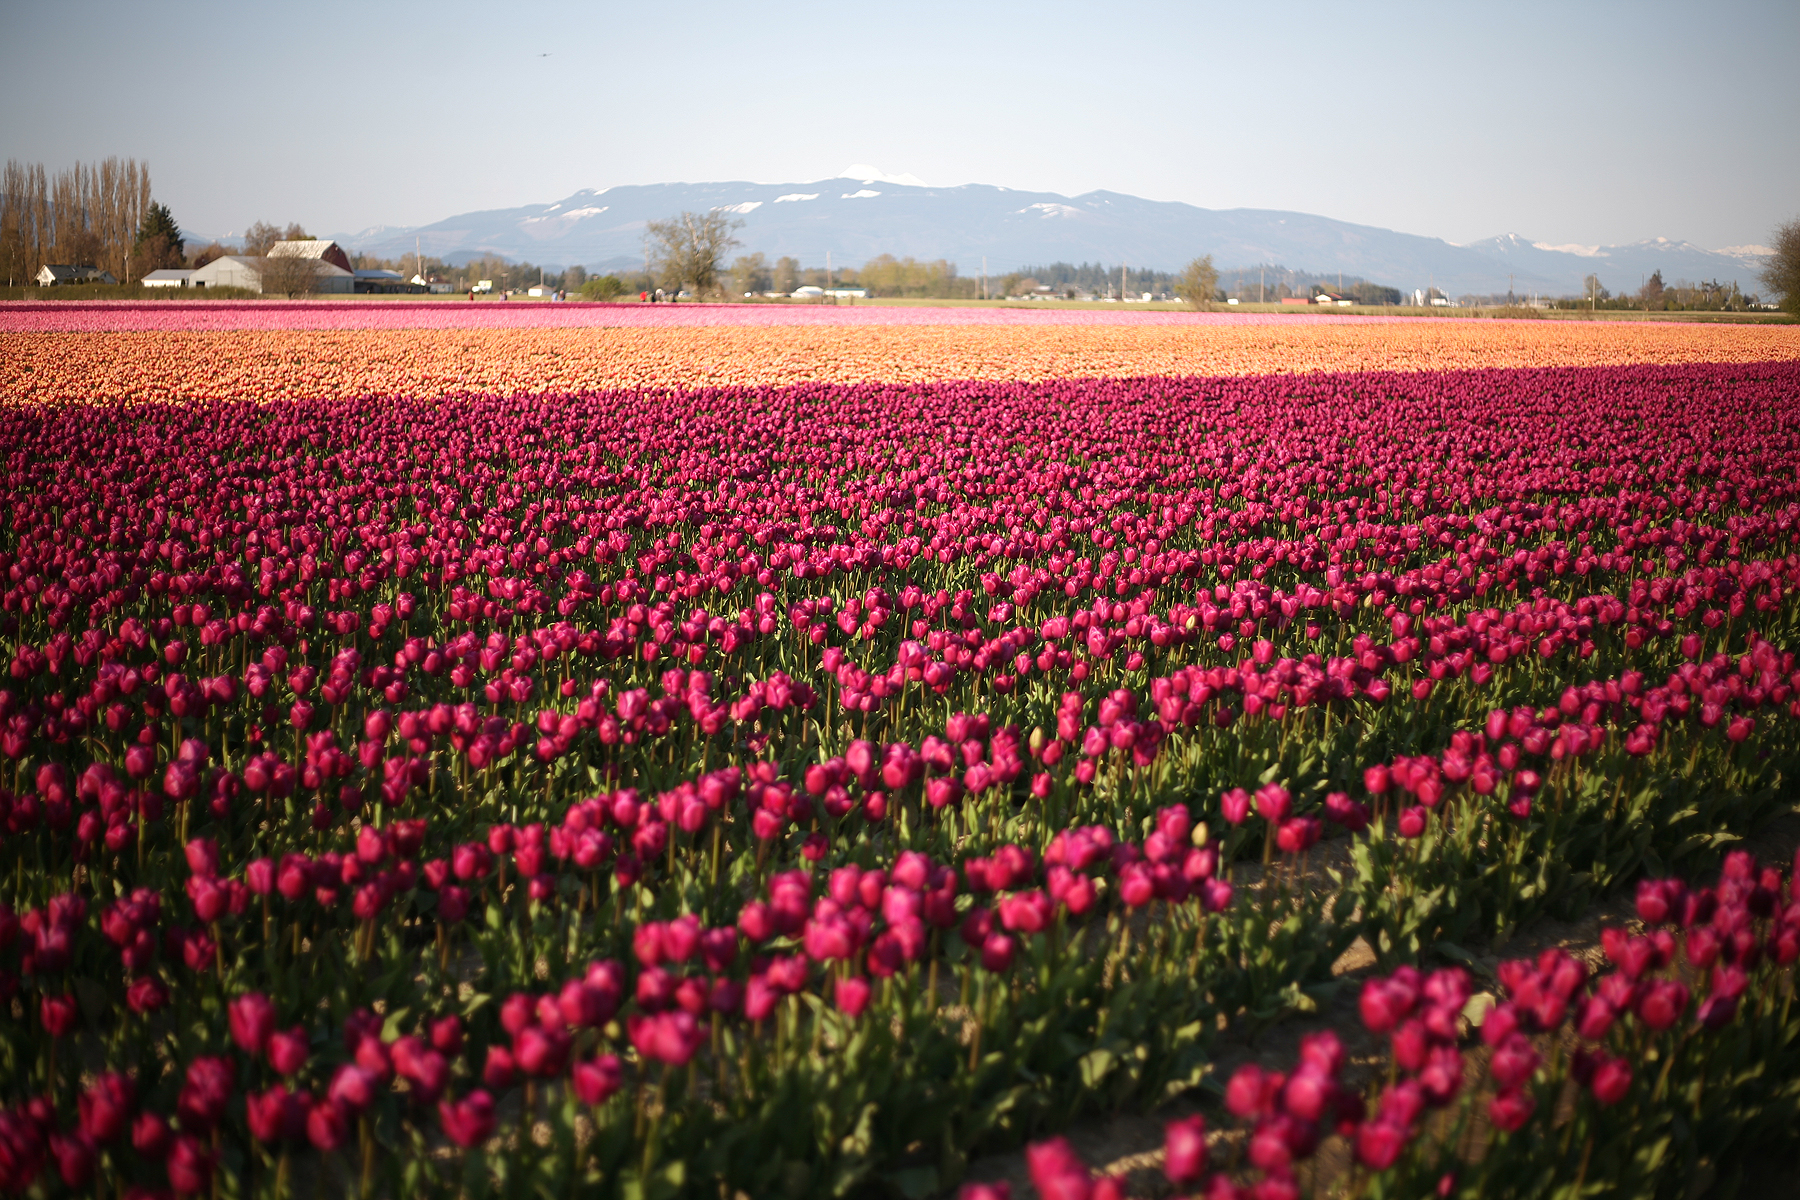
[258,253,321,297]
[242,222,284,257]
[1761,217,1800,318]
[773,256,800,293]
[644,211,743,298]
[1177,255,1219,311]
[730,252,769,296]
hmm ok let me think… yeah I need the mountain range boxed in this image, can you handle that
[223,167,1771,297]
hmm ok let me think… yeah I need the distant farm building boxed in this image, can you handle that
[353,268,426,294]
[189,254,353,294]
[266,240,354,272]
[189,256,264,290]
[141,269,193,288]
[35,264,117,285]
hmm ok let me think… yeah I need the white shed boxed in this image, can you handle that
[141,269,194,288]
[190,256,268,291]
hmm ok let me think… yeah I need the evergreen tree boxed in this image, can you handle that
[133,201,184,272]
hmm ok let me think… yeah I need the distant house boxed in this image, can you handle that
[141,269,193,288]
[188,255,354,294]
[266,239,355,273]
[1279,296,1310,306]
[35,264,117,285]
[526,283,556,297]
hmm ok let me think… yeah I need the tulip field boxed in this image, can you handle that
[1,303,1799,1199]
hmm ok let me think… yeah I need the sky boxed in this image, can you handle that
[2,0,1795,251]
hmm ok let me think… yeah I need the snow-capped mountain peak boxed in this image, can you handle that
[837,164,928,188]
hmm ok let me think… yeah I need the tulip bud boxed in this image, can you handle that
[166,1133,215,1195]
[185,837,220,879]
[438,1089,497,1148]
[572,1054,624,1106]
[267,1027,310,1076]
[79,1073,136,1144]
[50,1130,96,1188]
[307,1098,351,1152]
[1219,787,1250,824]
[1163,1114,1208,1186]
[834,975,872,1018]
[228,992,277,1054]
[133,1111,171,1158]
[1589,1056,1632,1105]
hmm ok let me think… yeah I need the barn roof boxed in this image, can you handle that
[266,240,342,260]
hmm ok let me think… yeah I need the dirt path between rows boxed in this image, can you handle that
[948,807,1800,1199]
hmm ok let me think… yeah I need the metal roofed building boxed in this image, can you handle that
[353,268,425,294]
[189,255,354,294]
[265,239,355,273]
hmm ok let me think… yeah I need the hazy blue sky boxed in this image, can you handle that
[3,0,1794,250]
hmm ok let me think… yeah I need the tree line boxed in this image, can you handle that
[0,158,155,286]
[633,218,1412,306]
[1544,269,1772,313]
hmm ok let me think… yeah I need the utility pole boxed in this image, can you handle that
[1260,265,1264,304]
[1120,262,1126,302]
[982,255,987,301]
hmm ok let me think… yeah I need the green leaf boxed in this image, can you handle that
[1434,942,1486,973]
[380,1005,411,1041]
[1077,1047,1116,1089]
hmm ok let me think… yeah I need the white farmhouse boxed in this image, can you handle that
[35,264,117,285]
